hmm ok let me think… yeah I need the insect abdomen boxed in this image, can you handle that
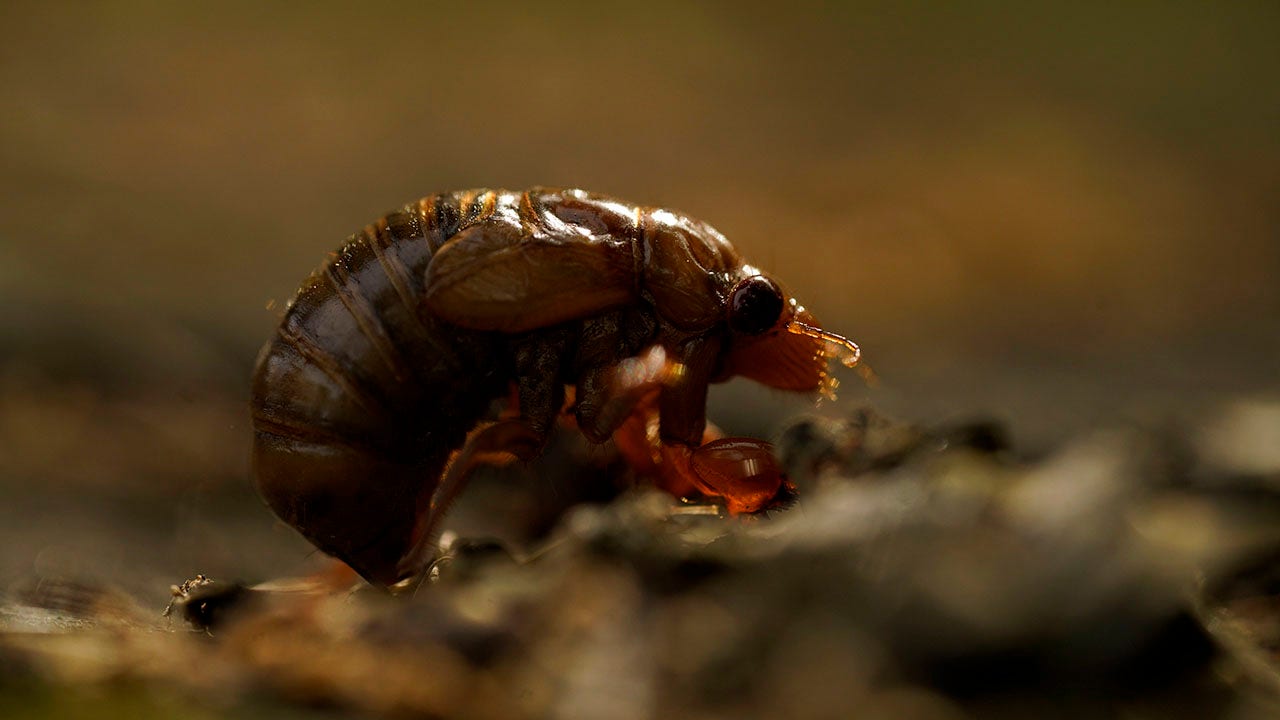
[250,192,507,585]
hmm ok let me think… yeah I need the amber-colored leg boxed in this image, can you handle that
[610,392,704,498]
[394,419,541,586]
[687,438,789,514]
[646,438,787,514]
[607,390,788,514]
[578,343,793,515]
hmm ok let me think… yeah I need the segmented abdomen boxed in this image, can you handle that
[250,191,508,585]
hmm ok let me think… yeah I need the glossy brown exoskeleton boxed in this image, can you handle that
[251,188,862,587]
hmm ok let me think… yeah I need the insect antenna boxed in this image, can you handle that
[786,321,878,388]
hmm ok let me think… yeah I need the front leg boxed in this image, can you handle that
[644,334,724,499]
[602,335,795,514]
[572,332,717,450]
[654,335,794,513]
[656,335,720,445]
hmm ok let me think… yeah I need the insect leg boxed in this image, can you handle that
[689,438,792,514]
[393,329,573,587]
[576,345,671,443]
[574,342,729,502]
[511,327,573,455]
[655,335,721,446]
[654,439,791,514]
[572,311,653,443]
[395,419,541,587]
[610,393,707,498]
[650,335,791,513]
[610,394,740,499]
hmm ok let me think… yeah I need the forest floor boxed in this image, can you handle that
[4,401,1280,720]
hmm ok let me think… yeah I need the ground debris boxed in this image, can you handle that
[6,406,1280,719]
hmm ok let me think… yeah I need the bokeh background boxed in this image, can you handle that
[2,2,1278,597]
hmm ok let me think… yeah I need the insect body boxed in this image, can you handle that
[251,188,861,587]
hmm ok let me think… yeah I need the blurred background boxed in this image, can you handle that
[1,1,1277,596]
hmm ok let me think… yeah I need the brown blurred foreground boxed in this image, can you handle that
[7,407,1280,719]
